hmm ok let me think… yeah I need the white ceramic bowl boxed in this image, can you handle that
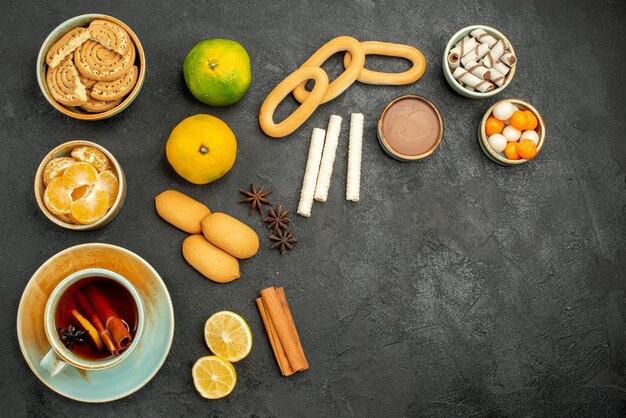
[443,25,516,99]
[478,99,545,166]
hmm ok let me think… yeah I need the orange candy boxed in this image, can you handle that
[485,117,504,136]
[510,111,528,130]
[517,139,537,159]
[504,142,521,160]
[524,111,538,130]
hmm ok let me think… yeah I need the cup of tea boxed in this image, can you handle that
[40,268,144,377]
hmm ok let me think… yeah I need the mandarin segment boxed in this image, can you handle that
[62,162,98,189]
[94,170,119,208]
[517,139,538,159]
[71,146,111,172]
[485,116,504,136]
[70,189,110,224]
[43,177,73,215]
[510,110,528,131]
[504,142,521,160]
[43,157,77,186]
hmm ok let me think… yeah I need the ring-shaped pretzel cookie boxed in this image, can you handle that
[259,66,329,138]
[344,41,426,85]
[292,36,364,104]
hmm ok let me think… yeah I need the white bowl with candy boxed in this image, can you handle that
[443,25,517,99]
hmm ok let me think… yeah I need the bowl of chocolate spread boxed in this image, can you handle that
[377,95,443,161]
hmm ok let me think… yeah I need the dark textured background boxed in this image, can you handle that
[1,0,625,416]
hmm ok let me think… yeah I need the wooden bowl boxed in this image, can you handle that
[34,140,127,230]
[478,99,546,166]
[36,14,145,120]
[443,25,516,99]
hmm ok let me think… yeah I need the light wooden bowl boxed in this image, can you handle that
[34,140,127,230]
[36,14,146,120]
[478,99,546,166]
[443,25,516,99]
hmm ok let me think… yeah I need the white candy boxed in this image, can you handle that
[297,128,326,217]
[314,115,342,202]
[502,125,521,142]
[346,113,364,202]
[488,134,507,153]
[493,102,516,121]
[520,130,539,145]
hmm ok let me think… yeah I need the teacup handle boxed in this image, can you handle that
[40,349,69,377]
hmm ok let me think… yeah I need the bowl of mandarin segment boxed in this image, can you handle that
[34,140,126,230]
[479,99,545,166]
[37,14,145,120]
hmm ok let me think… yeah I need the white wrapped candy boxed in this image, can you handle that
[453,67,494,93]
[502,125,521,142]
[520,130,539,145]
[501,52,517,67]
[448,36,478,69]
[488,134,507,153]
[460,43,490,67]
[464,61,491,80]
[470,29,498,47]
[482,39,507,68]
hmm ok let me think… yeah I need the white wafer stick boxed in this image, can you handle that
[448,36,478,69]
[460,43,490,67]
[492,61,510,76]
[297,128,325,217]
[489,66,506,87]
[482,39,506,68]
[346,113,363,202]
[314,115,342,202]
[453,67,494,93]
[464,61,491,80]
[500,52,517,67]
[470,29,498,47]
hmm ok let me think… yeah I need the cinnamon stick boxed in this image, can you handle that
[276,287,308,371]
[83,284,132,351]
[75,289,119,355]
[256,298,293,376]
[259,287,308,374]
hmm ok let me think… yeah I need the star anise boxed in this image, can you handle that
[263,205,291,233]
[269,229,298,255]
[239,184,272,215]
[58,324,88,350]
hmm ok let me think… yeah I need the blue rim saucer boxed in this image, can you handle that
[17,243,174,402]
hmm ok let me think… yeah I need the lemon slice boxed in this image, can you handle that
[192,356,236,399]
[204,311,252,362]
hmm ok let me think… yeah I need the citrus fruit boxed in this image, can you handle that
[504,142,521,160]
[510,110,528,131]
[192,356,237,399]
[183,39,251,106]
[71,146,110,172]
[524,111,538,130]
[166,114,237,184]
[70,189,109,224]
[204,311,252,362]
[517,139,538,159]
[71,184,93,201]
[94,170,119,208]
[485,117,504,136]
[43,177,73,215]
[43,157,76,186]
[62,162,98,189]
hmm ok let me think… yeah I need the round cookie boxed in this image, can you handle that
[88,19,130,56]
[46,56,88,106]
[46,27,91,68]
[91,65,139,101]
[74,39,135,81]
